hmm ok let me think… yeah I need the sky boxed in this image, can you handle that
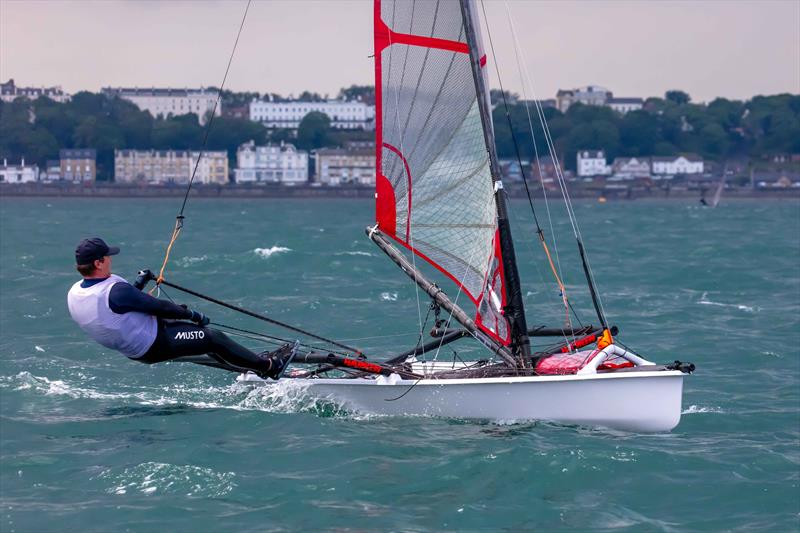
[1,0,798,103]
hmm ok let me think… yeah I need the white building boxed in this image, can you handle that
[102,87,220,125]
[1,79,69,103]
[577,150,611,177]
[44,160,61,181]
[651,155,704,175]
[235,141,308,184]
[315,143,375,185]
[556,85,611,112]
[249,99,375,130]
[611,157,651,180]
[114,150,228,184]
[556,85,643,114]
[607,97,644,114]
[0,158,39,183]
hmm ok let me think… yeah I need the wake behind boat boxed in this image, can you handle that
[136,0,694,433]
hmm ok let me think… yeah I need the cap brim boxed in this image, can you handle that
[107,246,120,256]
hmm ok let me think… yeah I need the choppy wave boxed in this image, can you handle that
[2,372,147,401]
[1,371,350,418]
[380,292,398,302]
[697,292,757,313]
[335,251,373,257]
[176,255,208,267]
[95,462,236,497]
[254,246,292,258]
[682,405,724,414]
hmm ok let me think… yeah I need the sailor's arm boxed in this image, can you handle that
[109,282,198,320]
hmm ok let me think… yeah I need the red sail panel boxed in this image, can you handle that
[374,0,510,345]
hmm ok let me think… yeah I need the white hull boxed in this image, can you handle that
[239,370,685,432]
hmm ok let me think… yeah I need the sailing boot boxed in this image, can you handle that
[257,341,299,380]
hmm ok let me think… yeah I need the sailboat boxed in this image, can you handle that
[709,169,728,208]
[226,0,695,432]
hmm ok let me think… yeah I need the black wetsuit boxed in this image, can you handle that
[81,278,271,373]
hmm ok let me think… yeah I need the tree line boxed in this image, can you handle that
[0,87,373,180]
[0,85,796,180]
[491,90,800,170]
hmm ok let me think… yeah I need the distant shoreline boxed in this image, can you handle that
[1,182,798,200]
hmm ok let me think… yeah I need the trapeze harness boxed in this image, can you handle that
[67,275,271,372]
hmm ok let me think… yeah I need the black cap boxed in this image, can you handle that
[75,237,120,265]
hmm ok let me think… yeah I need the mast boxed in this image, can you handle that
[459,0,531,363]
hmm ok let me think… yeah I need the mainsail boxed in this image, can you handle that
[374,0,513,346]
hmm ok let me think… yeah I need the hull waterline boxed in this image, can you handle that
[239,370,685,432]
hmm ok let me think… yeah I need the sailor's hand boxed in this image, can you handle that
[189,310,211,327]
[133,269,155,290]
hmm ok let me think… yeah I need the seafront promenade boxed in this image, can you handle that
[0,182,797,200]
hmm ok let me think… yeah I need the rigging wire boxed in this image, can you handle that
[384,1,427,349]
[210,322,353,357]
[154,276,363,354]
[151,0,252,291]
[157,279,357,357]
[480,0,577,348]
[501,0,609,333]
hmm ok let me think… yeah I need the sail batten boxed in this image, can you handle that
[375,0,513,346]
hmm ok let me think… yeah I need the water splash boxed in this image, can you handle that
[1,371,352,419]
[2,372,146,401]
[254,246,292,258]
[682,405,724,415]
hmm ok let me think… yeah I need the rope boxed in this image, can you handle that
[482,0,576,347]
[152,0,252,290]
[156,277,364,355]
[150,217,183,294]
[211,321,353,358]
[507,19,609,328]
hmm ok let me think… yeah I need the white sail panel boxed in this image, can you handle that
[375,0,510,344]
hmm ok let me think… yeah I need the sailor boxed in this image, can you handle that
[67,237,293,379]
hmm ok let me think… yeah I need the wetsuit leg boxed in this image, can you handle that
[139,320,270,373]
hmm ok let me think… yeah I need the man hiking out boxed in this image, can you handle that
[67,237,294,378]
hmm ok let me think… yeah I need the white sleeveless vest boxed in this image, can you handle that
[67,274,158,358]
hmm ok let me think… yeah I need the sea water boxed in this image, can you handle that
[0,197,798,531]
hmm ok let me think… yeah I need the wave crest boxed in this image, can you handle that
[254,246,291,258]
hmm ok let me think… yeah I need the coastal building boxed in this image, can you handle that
[315,142,375,185]
[0,79,69,103]
[249,99,375,130]
[531,155,561,186]
[0,158,39,183]
[651,155,704,175]
[223,105,249,120]
[556,86,643,114]
[114,150,228,184]
[235,141,308,184]
[498,159,529,181]
[102,87,220,125]
[611,157,650,180]
[60,149,96,182]
[577,150,611,177]
[556,85,611,113]
[44,160,62,181]
[607,97,644,114]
